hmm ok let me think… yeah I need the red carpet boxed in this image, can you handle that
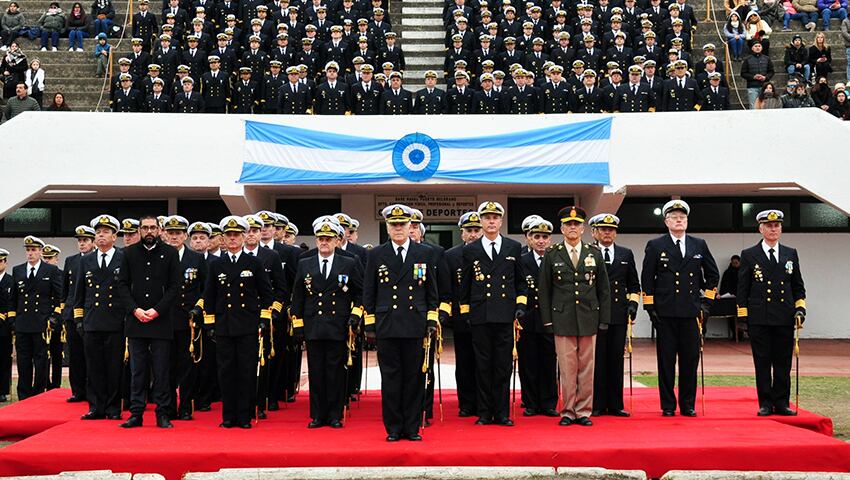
[0,387,848,480]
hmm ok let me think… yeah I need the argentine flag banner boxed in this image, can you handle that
[239,116,611,185]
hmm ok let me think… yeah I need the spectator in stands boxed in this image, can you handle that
[94,33,111,77]
[745,11,772,54]
[781,78,816,106]
[809,31,833,78]
[755,82,784,107]
[719,255,741,296]
[829,84,850,117]
[793,0,821,30]
[759,0,784,26]
[23,58,45,107]
[2,82,40,121]
[46,91,71,110]
[810,74,834,107]
[784,34,811,80]
[843,18,850,81]
[725,12,747,60]
[818,0,847,30]
[67,3,90,52]
[783,0,819,30]
[741,40,774,107]
[1,41,26,98]
[727,0,752,21]
[90,0,115,37]
[36,2,66,52]
[1,3,26,50]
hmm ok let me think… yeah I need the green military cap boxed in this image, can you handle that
[23,235,45,249]
[662,199,690,216]
[478,201,504,216]
[382,204,412,224]
[757,210,784,223]
[458,212,482,229]
[164,215,189,231]
[588,213,620,228]
[91,214,121,233]
[42,244,61,258]
[120,218,140,233]
[188,221,212,236]
[558,206,587,224]
[220,216,249,233]
[74,225,96,238]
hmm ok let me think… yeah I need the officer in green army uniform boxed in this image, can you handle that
[538,206,610,427]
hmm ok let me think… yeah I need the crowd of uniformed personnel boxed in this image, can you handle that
[0,199,805,437]
[105,0,732,113]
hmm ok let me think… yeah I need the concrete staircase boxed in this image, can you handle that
[398,0,445,91]
[0,0,134,111]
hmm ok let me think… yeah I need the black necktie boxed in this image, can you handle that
[396,245,404,260]
[769,248,777,263]
[322,258,328,278]
[231,254,237,263]
[490,241,497,260]
[632,85,637,95]
[604,247,611,264]
[101,253,107,270]
[676,239,683,258]
[248,251,254,256]
[29,267,35,279]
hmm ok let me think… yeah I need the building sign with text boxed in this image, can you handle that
[375,195,477,222]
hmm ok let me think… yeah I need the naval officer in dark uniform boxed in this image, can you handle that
[736,210,806,417]
[62,225,96,403]
[589,213,640,417]
[363,204,439,441]
[641,200,719,417]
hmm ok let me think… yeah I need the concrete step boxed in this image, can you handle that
[401,17,443,26]
[406,55,443,65]
[401,0,444,5]
[402,30,444,39]
[401,6,442,14]
[405,43,445,53]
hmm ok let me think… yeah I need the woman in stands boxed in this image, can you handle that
[46,92,72,111]
[67,3,91,52]
[23,58,45,107]
[725,12,747,60]
[755,82,783,108]
[0,2,26,50]
[745,11,772,55]
[90,0,115,38]
[829,85,849,119]
[810,75,834,108]
[1,40,27,98]
[808,32,832,79]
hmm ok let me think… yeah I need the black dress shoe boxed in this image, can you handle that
[542,409,560,417]
[558,417,572,426]
[239,422,252,429]
[178,411,193,421]
[120,416,143,428]
[349,395,358,403]
[681,409,697,417]
[196,404,211,412]
[406,433,422,441]
[81,411,105,420]
[474,417,492,425]
[523,408,537,417]
[286,394,296,403]
[575,417,593,426]
[257,410,267,420]
[423,418,432,427]
[267,402,279,411]
[219,421,233,428]
[329,420,343,429]
[591,409,603,417]
[775,406,797,416]
[758,407,773,416]
[386,434,400,442]
[662,409,676,417]
[458,409,473,417]
[307,419,323,429]
[106,413,122,420]
[66,395,85,403]
[609,409,631,417]
[157,416,174,428]
[495,417,514,426]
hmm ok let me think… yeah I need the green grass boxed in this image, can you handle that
[637,375,850,440]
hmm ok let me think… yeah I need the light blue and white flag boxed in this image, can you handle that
[240,117,612,185]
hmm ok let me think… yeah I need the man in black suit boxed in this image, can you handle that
[291,219,364,428]
[62,226,96,403]
[278,65,312,113]
[518,219,558,418]
[660,59,701,111]
[117,215,182,429]
[9,236,63,400]
[203,216,274,428]
[641,200,719,417]
[699,72,729,110]
[589,214,640,417]
[459,201,527,426]
[363,204,439,441]
[737,210,806,417]
[161,215,208,421]
[0,249,12,403]
[73,215,126,420]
